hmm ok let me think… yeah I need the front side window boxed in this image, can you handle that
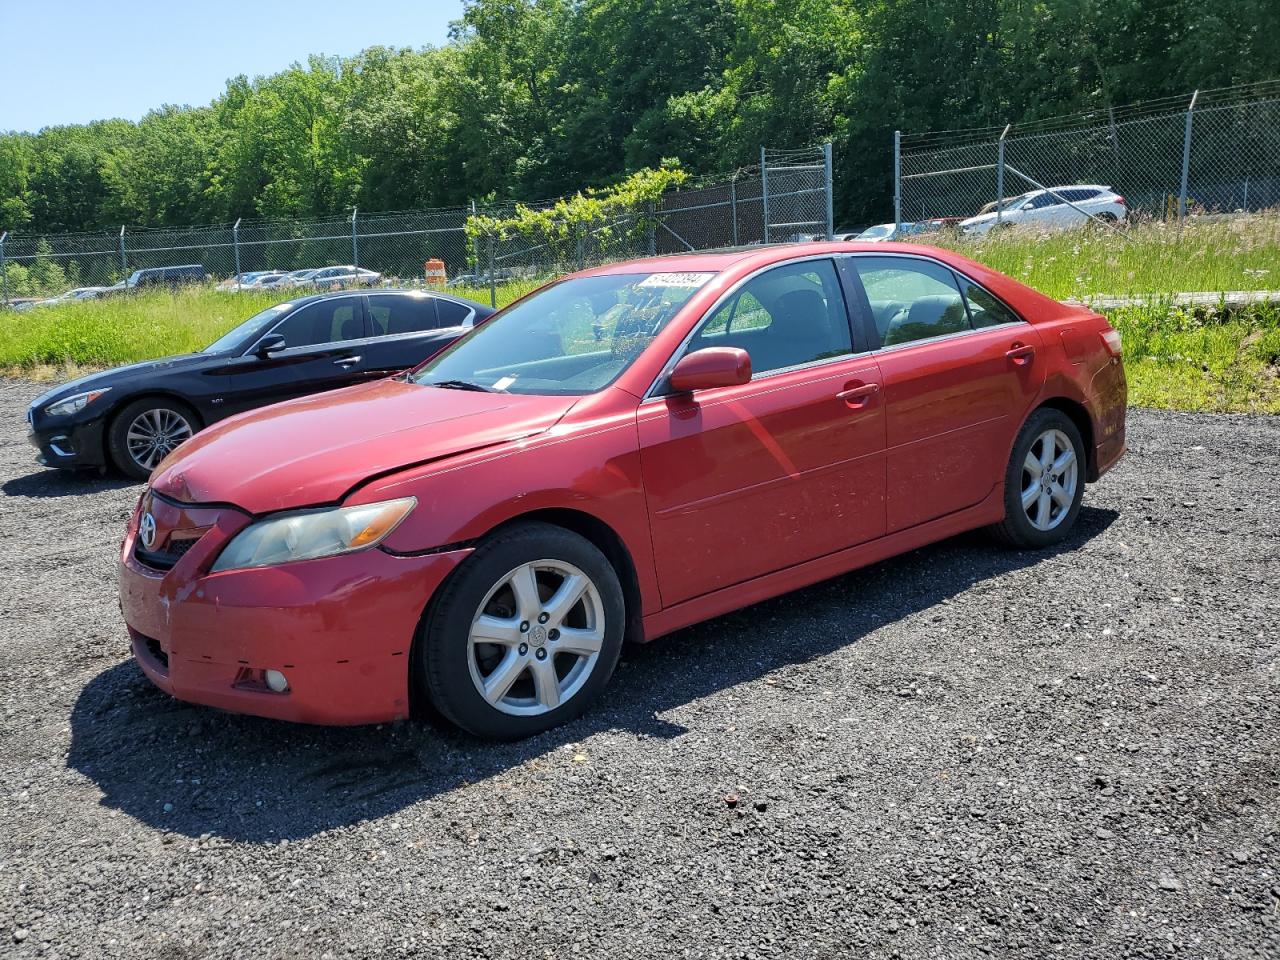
[411,272,712,395]
[686,259,852,376]
[270,299,362,348]
[435,298,474,327]
[853,257,968,347]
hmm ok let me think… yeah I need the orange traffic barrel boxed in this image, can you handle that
[424,259,447,285]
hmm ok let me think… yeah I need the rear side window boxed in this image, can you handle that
[369,296,440,335]
[271,299,363,348]
[852,257,968,347]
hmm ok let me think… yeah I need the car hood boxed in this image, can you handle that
[149,378,581,513]
[30,353,216,409]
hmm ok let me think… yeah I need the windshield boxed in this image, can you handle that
[857,225,894,239]
[1000,194,1032,211]
[411,271,714,396]
[203,303,294,354]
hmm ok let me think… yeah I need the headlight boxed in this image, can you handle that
[45,388,110,417]
[211,497,417,572]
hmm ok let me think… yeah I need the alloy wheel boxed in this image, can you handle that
[467,560,605,716]
[1020,428,1078,531]
[125,408,194,472]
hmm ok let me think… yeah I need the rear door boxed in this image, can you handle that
[844,254,1044,533]
[638,257,887,606]
[216,295,370,416]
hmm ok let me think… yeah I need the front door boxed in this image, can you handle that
[214,295,370,417]
[638,258,887,607]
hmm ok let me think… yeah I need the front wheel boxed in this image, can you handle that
[990,408,1085,548]
[419,522,625,740]
[107,397,200,481]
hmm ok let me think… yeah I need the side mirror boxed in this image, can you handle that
[255,333,287,357]
[668,347,752,393]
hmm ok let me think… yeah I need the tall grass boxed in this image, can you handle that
[920,212,1280,301]
[2,217,1277,411]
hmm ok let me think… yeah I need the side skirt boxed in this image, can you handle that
[640,484,1006,642]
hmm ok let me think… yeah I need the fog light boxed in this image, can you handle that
[264,669,289,693]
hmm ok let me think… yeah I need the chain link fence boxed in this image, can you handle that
[895,80,1280,228]
[0,145,833,307]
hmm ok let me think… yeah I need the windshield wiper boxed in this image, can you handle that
[424,379,496,393]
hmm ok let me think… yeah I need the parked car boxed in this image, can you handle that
[217,271,285,291]
[288,265,381,290]
[125,264,207,289]
[117,242,1127,738]
[961,186,1127,235]
[853,222,932,242]
[13,287,108,310]
[27,289,493,480]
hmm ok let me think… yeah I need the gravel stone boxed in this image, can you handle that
[1,378,1279,958]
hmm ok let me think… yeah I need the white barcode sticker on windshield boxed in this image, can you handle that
[637,272,714,289]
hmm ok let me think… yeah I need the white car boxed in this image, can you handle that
[853,222,933,242]
[960,186,1126,235]
[290,265,382,289]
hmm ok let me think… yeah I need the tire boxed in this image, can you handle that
[107,397,201,481]
[419,522,625,740]
[989,407,1086,549]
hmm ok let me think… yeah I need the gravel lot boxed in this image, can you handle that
[1,376,1277,959]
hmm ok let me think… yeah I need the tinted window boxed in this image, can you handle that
[369,295,440,335]
[1059,188,1099,203]
[689,259,852,375]
[1028,193,1057,208]
[853,257,968,347]
[961,281,1022,329]
[435,298,473,327]
[271,299,362,348]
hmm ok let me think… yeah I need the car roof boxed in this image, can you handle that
[283,287,491,311]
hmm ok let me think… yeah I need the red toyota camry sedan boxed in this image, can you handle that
[119,243,1126,739]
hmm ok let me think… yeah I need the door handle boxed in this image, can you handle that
[334,356,361,368]
[836,382,880,407]
[1005,343,1036,364]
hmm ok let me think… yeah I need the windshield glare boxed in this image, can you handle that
[412,272,714,395]
[858,225,894,239]
[204,303,293,354]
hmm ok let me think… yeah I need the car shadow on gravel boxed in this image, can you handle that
[3,468,135,498]
[67,506,1117,843]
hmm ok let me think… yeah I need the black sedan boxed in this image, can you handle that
[27,288,494,480]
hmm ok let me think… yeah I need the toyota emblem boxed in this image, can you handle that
[139,512,157,550]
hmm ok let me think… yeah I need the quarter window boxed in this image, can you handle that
[435,298,474,327]
[852,257,968,347]
[962,282,1022,329]
[687,259,852,376]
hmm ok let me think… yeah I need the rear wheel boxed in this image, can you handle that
[990,408,1085,548]
[419,522,625,740]
[107,397,200,481]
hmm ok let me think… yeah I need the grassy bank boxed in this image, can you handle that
[3,217,1278,411]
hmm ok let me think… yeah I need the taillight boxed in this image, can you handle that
[1115,196,1126,206]
[1100,328,1122,357]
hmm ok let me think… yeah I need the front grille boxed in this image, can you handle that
[134,535,202,571]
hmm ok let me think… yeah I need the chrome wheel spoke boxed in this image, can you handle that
[1039,434,1057,471]
[482,650,526,705]
[1035,491,1052,527]
[507,563,542,622]
[1023,451,1042,480]
[472,614,523,647]
[530,658,561,709]
[542,572,587,627]
[1051,449,1075,474]
[1020,483,1039,510]
[1049,481,1072,509]
[555,625,603,657]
